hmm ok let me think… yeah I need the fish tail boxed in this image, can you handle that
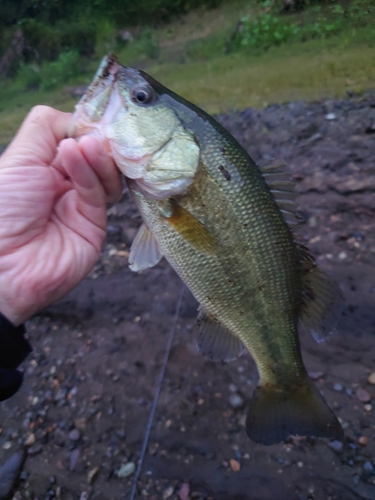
[246,376,343,445]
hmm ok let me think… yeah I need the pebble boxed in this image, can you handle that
[364,404,372,412]
[308,216,317,228]
[0,451,25,498]
[24,433,36,446]
[229,394,244,408]
[229,384,238,393]
[308,371,324,380]
[367,372,375,385]
[27,445,42,456]
[116,462,135,478]
[79,493,89,500]
[329,440,343,452]
[333,383,343,392]
[87,466,100,485]
[356,388,371,402]
[163,486,174,499]
[338,251,347,260]
[70,448,80,471]
[68,429,80,441]
[229,459,241,472]
[178,483,190,500]
[363,461,374,472]
[2,441,12,450]
[74,418,86,431]
[325,113,337,120]
[358,436,369,446]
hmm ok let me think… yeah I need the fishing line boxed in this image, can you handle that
[129,285,185,500]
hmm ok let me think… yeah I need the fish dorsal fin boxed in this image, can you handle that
[129,223,163,272]
[297,243,343,342]
[196,308,246,362]
[164,202,219,255]
[258,161,299,224]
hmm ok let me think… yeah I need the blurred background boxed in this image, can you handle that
[0,1,375,500]
[0,0,375,145]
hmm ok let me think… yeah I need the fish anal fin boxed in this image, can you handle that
[129,223,163,272]
[297,243,343,342]
[165,202,219,255]
[196,309,245,362]
[246,376,343,445]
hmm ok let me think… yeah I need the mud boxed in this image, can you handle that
[0,92,375,500]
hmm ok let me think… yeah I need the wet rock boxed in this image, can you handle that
[329,440,343,452]
[74,418,86,431]
[27,445,43,456]
[87,466,100,485]
[356,388,371,402]
[229,459,241,472]
[363,461,374,472]
[116,462,135,478]
[178,483,190,500]
[358,436,369,446]
[308,371,324,380]
[229,394,244,408]
[0,451,24,498]
[24,433,36,446]
[68,429,80,441]
[163,486,174,499]
[69,448,80,471]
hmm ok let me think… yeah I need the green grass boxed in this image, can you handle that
[1,0,375,146]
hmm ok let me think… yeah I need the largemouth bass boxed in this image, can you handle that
[69,54,343,445]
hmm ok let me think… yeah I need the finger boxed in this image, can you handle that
[78,136,123,204]
[57,138,107,227]
[1,106,72,168]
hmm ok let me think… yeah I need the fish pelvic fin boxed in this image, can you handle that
[297,243,343,342]
[246,376,343,445]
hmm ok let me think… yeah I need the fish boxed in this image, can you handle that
[69,54,343,445]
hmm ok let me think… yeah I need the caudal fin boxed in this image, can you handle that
[246,376,343,445]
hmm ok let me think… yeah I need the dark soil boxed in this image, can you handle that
[1,92,375,500]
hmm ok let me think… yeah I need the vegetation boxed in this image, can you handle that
[228,0,375,53]
[0,0,374,146]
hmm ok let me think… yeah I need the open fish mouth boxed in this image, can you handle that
[69,54,200,198]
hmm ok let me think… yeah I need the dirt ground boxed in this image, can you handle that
[0,92,375,500]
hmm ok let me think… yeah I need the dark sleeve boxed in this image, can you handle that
[0,314,32,402]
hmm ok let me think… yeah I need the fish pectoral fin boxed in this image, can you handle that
[297,243,343,342]
[163,202,219,255]
[196,308,246,362]
[129,223,163,272]
[246,377,343,445]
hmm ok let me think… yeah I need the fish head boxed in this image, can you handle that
[69,54,200,198]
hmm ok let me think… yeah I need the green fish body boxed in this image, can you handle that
[69,54,343,445]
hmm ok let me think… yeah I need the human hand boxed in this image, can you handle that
[0,106,122,325]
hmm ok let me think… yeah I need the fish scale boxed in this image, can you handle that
[69,54,343,445]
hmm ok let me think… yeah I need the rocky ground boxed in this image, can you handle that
[0,92,374,500]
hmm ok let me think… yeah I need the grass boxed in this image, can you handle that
[150,35,375,114]
[0,0,374,146]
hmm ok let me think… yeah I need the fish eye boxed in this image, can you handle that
[131,86,154,105]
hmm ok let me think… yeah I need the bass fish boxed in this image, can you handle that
[69,54,343,445]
